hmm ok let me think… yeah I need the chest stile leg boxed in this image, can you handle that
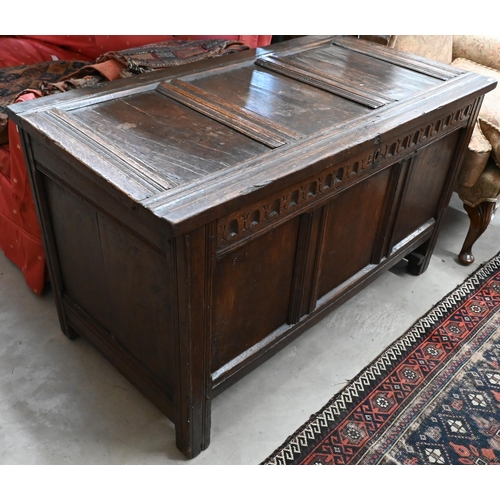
[174,222,215,459]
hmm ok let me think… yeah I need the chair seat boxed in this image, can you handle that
[457,159,500,207]
[451,59,500,209]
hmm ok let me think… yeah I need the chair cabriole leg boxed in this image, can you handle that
[459,200,497,265]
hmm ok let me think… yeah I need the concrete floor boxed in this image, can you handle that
[1,193,499,465]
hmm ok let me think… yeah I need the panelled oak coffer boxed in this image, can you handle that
[8,36,496,458]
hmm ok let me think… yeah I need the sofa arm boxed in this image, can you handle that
[453,35,500,72]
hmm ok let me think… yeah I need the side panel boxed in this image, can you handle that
[38,159,178,404]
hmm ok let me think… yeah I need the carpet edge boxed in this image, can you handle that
[260,251,500,465]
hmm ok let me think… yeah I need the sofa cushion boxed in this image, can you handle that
[480,119,500,167]
[452,58,500,129]
[2,36,273,67]
[388,35,453,64]
[459,120,492,188]
[453,35,500,73]
[457,160,500,207]
[0,37,93,68]
[0,142,9,176]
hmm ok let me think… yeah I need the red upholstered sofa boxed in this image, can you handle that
[0,35,272,294]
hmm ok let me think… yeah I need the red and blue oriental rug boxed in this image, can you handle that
[262,252,500,465]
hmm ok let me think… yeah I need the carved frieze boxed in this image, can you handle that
[217,101,474,251]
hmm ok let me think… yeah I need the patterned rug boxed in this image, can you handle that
[262,252,500,465]
[0,60,88,143]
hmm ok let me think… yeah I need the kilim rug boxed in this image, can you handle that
[262,252,500,465]
[0,60,88,143]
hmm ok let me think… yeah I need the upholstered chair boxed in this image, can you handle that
[386,35,500,265]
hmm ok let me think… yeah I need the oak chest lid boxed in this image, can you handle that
[8,36,496,234]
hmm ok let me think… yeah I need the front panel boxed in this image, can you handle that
[316,167,392,299]
[389,130,461,252]
[211,216,300,372]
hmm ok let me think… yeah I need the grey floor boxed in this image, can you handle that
[1,193,499,465]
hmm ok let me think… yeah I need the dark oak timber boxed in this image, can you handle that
[8,36,496,458]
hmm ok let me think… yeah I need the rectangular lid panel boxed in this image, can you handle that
[66,89,271,189]
[187,65,372,136]
[266,44,443,102]
[32,37,468,200]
